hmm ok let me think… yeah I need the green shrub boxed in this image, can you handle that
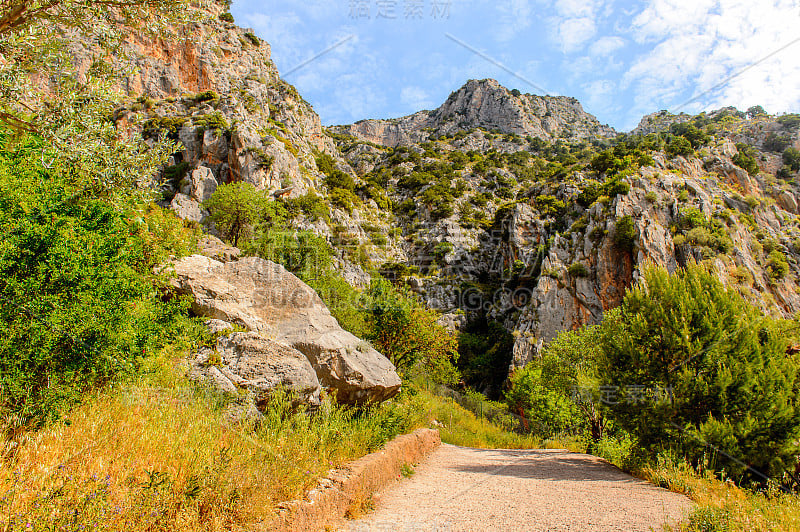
[367,280,459,384]
[613,215,636,251]
[369,232,387,246]
[534,195,566,217]
[203,182,270,246]
[432,242,454,264]
[680,207,706,230]
[329,188,358,214]
[645,191,658,203]
[506,326,606,439]
[783,148,800,171]
[670,123,711,149]
[397,171,432,192]
[604,179,630,197]
[218,12,234,23]
[733,143,760,176]
[142,116,186,140]
[0,137,197,426]
[568,262,589,278]
[777,113,800,129]
[186,90,220,105]
[767,250,789,281]
[598,264,800,484]
[284,191,330,223]
[193,111,229,136]
[764,132,791,152]
[666,136,693,157]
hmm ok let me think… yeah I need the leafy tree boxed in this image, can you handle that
[733,143,760,176]
[506,326,608,440]
[766,250,789,282]
[367,280,459,384]
[506,364,579,436]
[670,123,710,149]
[746,105,767,118]
[613,215,636,251]
[666,136,693,157]
[204,182,269,247]
[783,147,800,172]
[0,135,196,427]
[458,319,514,394]
[534,195,566,217]
[316,153,356,191]
[598,264,800,484]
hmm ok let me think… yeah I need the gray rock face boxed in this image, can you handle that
[189,329,322,408]
[332,79,616,147]
[185,166,218,203]
[171,255,402,404]
[170,193,206,223]
[198,235,241,263]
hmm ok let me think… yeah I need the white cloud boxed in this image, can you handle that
[401,86,434,110]
[557,17,597,53]
[554,0,604,18]
[493,0,534,42]
[589,36,625,56]
[546,0,607,53]
[622,0,800,120]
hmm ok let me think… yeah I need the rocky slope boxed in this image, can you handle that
[330,106,800,387]
[332,79,616,147]
[101,7,800,394]
[77,3,345,207]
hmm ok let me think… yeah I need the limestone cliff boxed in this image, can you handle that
[332,79,616,147]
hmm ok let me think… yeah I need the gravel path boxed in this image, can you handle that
[344,444,692,532]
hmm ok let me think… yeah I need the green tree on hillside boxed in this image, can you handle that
[0,135,197,427]
[367,280,459,385]
[204,182,273,247]
[598,264,800,484]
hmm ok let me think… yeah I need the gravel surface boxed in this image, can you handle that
[343,444,692,532]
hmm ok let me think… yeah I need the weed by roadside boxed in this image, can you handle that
[0,353,427,531]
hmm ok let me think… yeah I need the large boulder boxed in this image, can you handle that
[189,325,321,408]
[171,255,402,404]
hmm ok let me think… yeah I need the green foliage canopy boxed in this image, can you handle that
[598,264,800,484]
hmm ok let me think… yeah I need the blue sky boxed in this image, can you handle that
[231,0,800,131]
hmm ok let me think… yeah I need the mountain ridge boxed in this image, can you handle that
[331,78,616,147]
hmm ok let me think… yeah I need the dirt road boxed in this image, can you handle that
[344,444,692,531]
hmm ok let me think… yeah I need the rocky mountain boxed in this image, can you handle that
[80,4,344,208]
[99,6,800,396]
[331,79,616,147]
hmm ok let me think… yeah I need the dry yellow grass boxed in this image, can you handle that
[0,355,427,531]
[642,457,800,531]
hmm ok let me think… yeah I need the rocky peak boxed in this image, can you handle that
[332,78,616,147]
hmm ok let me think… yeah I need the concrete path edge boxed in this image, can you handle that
[262,428,442,532]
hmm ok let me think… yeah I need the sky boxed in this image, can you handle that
[231,0,800,132]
